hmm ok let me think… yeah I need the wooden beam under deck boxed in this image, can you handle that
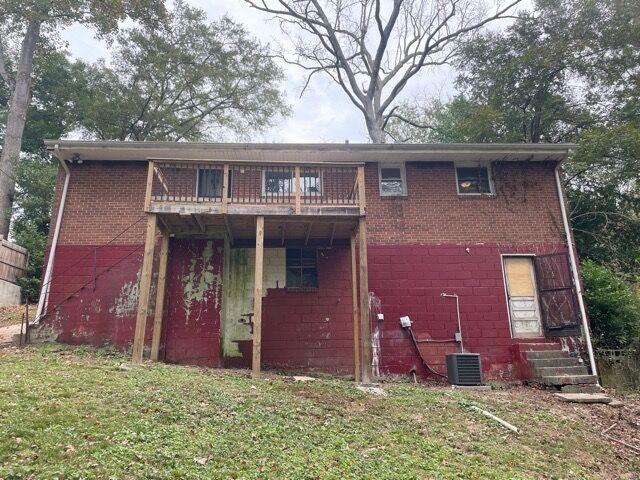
[150,230,169,361]
[252,216,265,379]
[351,234,361,383]
[132,213,158,364]
[358,217,372,384]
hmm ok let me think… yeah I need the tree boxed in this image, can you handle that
[0,0,166,238]
[11,154,57,302]
[72,2,288,141]
[245,0,523,143]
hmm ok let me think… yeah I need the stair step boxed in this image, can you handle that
[561,384,603,394]
[539,375,598,386]
[535,365,590,377]
[529,357,582,368]
[525,350,570,359]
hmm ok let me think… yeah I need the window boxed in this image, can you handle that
[456,164,493,194]
[197,168,232,199]
[286,248,318,288]
[263,170,322,196]
[378,163,407,196]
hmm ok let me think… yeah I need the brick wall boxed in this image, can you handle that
[368,242,568,380]
[49,161,147,246]
[365,161,565,245]
[261,246,354,374]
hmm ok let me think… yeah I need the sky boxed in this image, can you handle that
[60,0,519,143]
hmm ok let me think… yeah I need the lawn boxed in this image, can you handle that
[0,346,637,479]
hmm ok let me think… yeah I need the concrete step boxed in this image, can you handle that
[539,374,598,386]
[525,349,570,360]
[528,357,582,368]
[534,365,590,377]
[561,383,603,394]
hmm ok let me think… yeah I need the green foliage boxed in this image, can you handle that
[0,346,637,478]
[581,260,640,350]
[11,155,57,302]
[72,1,288,141]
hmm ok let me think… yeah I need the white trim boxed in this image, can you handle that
[501,254,544,338]
[454,161,495,196]
[554,165,598,378]
[378,162,407,196]
[36,153,70,322]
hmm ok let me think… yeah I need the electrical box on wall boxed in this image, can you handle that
[400,316,412,328]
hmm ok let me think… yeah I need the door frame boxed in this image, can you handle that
[500,254,544,339]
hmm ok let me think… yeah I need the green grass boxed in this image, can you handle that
[0,346,636,479]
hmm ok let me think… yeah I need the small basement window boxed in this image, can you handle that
[379,163,407,196]
[456,164,493,195]
[286,248,318,288]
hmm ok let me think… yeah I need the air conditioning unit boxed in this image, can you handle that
[446,353,483,386]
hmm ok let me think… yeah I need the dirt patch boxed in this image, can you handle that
[0,305,33,328]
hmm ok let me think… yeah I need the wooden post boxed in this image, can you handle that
[294,166,301,215]
[357,165,366,215]
[252,216,265,379]
[132,213,158,364]
[150,229,169,362]
[358,217,372,383]
[221,163,229,214]
[144,160,154,212]
[351,234,361,382]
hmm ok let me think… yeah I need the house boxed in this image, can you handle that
[35,140,598,385]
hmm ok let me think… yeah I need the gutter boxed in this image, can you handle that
[554,162,598,379]
[35,144,70,323]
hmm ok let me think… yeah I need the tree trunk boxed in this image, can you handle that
[0,18,41,237]
[364,108,386,143]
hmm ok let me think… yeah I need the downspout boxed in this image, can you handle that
[554,161,598,378]
[35,144,70,322]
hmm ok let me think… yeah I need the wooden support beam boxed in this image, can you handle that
[305,222,313,246]
[252,216,265,379]
[221,163,229,214]
[144,160,155,211]
[132,213,158,364]
[150,230,169,361]
[223,215,234,245]
[294,166,301,215]
[329,222,337,246]
[351,235,361,382]
[358,217,372,383]
[357,165,366,216]
[193,214,205,233]
[281,223,286,246]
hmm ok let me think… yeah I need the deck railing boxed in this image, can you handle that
[147,160,365,215]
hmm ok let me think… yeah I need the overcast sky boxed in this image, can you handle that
[60,0,520,143]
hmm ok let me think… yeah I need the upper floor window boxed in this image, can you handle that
[379,163,407,196]
[263,169,322,196]
[197,168,231,199]
[455,163,493,195]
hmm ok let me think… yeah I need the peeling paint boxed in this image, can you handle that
[181,241,222,323]
[221,248,286,358]
[110,269,141,317]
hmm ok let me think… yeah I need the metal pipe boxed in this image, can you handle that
[36,145,70,322]
[554,163,598,378]
[441,293,463,353]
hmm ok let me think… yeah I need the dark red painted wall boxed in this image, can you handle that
[44,244,144,347]
[368,243,568,380]
[43,239,223,367]
[261,247,354,374]
[161,239,223,367]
